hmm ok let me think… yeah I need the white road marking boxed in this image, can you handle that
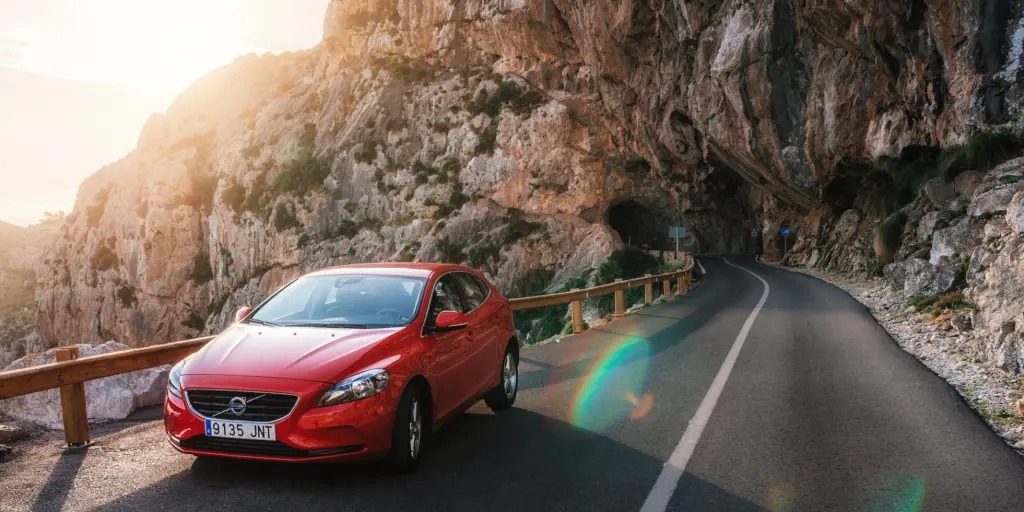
[697,259,706,275]
[639,258,770,512]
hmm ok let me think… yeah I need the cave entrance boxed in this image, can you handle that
[607,200,668,250]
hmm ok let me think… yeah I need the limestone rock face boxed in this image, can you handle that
[0,342,169,428]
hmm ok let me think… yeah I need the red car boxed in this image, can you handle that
[164,263,519,472]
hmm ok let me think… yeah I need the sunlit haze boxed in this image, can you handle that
[0,0,328,226]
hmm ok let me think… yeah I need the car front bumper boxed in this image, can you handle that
[164,374,398,462]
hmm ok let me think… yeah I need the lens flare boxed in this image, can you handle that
[766,484,795,512]
[867,473,926,512]
[626,391,654,420]
[571,337,651,431]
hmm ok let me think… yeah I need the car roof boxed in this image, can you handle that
[304,262,477,279]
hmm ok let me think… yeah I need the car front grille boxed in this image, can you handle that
[178,437,363,458]
[186,389,298,422]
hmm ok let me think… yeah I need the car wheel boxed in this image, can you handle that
[387,385,426,473]
[485,345,518,411]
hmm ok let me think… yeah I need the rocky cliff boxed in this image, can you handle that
[20,0,1024,371]
[0,219,62,367]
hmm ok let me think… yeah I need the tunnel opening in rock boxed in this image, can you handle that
[608,200,668,250]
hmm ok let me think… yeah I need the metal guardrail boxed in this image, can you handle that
[0,255,693,446]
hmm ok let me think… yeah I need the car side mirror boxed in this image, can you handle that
[234,306,253,323]
[428,310,468,334]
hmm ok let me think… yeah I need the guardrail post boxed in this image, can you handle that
[569,289,584,333]
[644,275,653,305]
[663,279,671,297]
[55,347,90,446]
[613,279,625,315]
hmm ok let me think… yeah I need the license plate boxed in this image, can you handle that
[205,419,276,441]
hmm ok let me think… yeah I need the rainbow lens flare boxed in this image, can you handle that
[571,337,652,431]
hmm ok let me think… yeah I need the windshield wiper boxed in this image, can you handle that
[247,318,281,327]
[307,323,372,329]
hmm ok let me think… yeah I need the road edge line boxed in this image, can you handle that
[639,257,770,512]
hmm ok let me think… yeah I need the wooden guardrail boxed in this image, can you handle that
[0,255,692,446]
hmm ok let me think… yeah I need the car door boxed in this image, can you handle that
[453,272,502,396]
[421,274,470,421]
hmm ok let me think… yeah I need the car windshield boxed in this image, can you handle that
[247,274,427,328]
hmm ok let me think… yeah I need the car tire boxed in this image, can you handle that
[485,345,518,411]
[386,385,426,473]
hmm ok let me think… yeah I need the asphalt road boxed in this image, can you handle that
[3,257,1024,511]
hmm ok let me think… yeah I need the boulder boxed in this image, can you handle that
[931,256,959,293]
[903,258,935,298]
[969,187,1015,218]
[930,220,983,264]
[883,262,905,292]
[954,171,986,198]
[1006,192,1024,234]
[923,178,955,207]
[916,211,946,242]
[968,246,995,276]
[951,314,972,334]
[0,342,170,429]
[0,424,28,444]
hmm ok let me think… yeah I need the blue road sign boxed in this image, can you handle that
[780,227,792,238]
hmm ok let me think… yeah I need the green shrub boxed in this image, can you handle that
[116,285,137,308]
[296,232,311,249]
[909,291,940,312]
[183,312,206,332]
[930,291,978,317]
[501,218,544,246]
[468,81,545,117]
[437,237,464,263]
[441,158,461,175]
[274,153,332,195]
[380,57,431,83]
[241,143,263,160]
[509,268,554,298]
[347,247,357,256]
[468,243,500,268]
[475,125,498,154]
[91,245,118,271]
[272,204,300,232]
[220,248,234,276]
[222,180,247,213]
[354,141,379,164]
[962,131,1024,171]
[424,198,437,207]
[333,219,359,238]
[190,252,214,284]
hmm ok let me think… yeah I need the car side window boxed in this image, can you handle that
[454,273,489,312]
[426,275,464,328]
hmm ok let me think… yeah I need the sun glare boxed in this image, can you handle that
[5,0,255,95]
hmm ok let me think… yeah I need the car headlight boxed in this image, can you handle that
[318,369,390,407]
[168,361,184,399]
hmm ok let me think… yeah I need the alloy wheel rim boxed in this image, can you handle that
[409,398,421,459]
[503,353,517,399]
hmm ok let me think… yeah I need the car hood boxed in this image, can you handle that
[182,324,402,383]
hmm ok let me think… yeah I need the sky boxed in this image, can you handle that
[0,0,329,226]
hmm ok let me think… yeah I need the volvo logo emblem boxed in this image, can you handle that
[228,396,247,416]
